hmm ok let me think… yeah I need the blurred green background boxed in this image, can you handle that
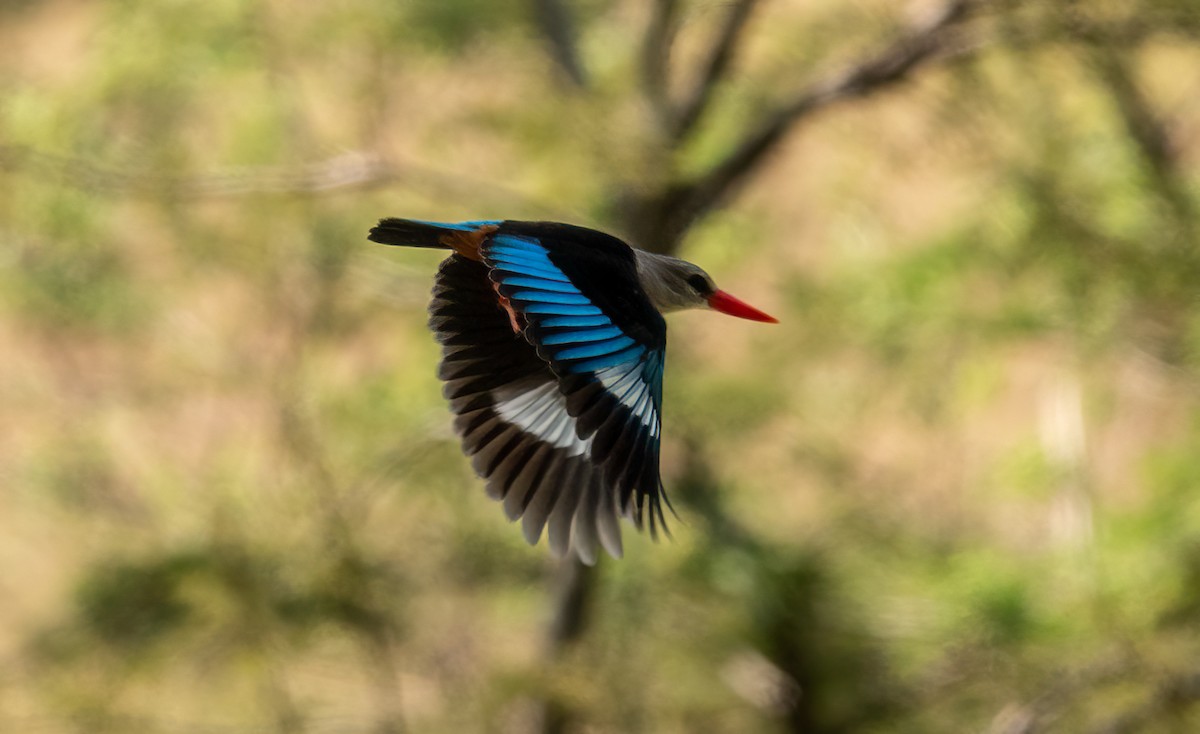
[2,0,1200,731]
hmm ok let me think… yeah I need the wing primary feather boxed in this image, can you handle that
[568,345,646,373]
[555,336,638,361]
[520,450,566,545]
[630,451,659,516]
[454,405,495,438]
[611,422,649,508]
[633,487,647,529]
[596,486,624,559]
[590,401,638,466]
[492,438,540,518]
[477,386,561,479]
[493,381,558,426]
[654,490,672,541]
[462,416,505,455]
[502,444,551,520]
[572,476,600,566]
[609,422,646,502]
[442,365,547,400]
[659,479,679,521]
[439,352,531,380]
[440,329,523,349]
[471,426,525,480]
[547,462,583,558]
[648,490,658,540]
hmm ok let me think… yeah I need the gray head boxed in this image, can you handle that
[633,250,777,322]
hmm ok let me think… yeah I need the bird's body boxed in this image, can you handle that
[369,218,775,564]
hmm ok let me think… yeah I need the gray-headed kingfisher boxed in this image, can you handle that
[369,218,776,564]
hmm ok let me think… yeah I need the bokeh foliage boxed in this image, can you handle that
[2,0,1200,732]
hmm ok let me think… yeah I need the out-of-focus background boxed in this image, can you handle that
[2,0,1200,731]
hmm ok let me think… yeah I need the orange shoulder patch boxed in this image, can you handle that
[440,224,499,262]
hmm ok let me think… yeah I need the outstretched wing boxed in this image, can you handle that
[430,256,629,564]
[482,227,669,535]
[374,216,672,563]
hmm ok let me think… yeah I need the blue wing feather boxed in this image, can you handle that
[554,336,638,361]
[509,289,594,305]
[489,233,549,255]
[482,234,659,377]
[499,276,579,292]
[522,302,604,316]
[570,345,648,373]
[541,326,625,345]
[489,254,574,280]
[540,314,611,328]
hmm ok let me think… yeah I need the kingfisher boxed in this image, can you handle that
[369,218,776,564]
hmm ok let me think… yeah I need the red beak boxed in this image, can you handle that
[707,290,778,323]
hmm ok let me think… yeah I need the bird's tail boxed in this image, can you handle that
[367,218,500,249]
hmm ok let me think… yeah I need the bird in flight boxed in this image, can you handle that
[369,218,776,565]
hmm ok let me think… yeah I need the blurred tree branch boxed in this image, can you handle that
[689,0,983,205]
[1089,669,1200,734]
[671,0,763,142]
[0,145,398,197]
[641,0,681,131]
[626,0,994,251]
[0,144,567,215]
[1086,47,1196,234]
[531,0,589,89]
[534,558,595,734]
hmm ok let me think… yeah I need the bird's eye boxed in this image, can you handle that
[687,274,710,294]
